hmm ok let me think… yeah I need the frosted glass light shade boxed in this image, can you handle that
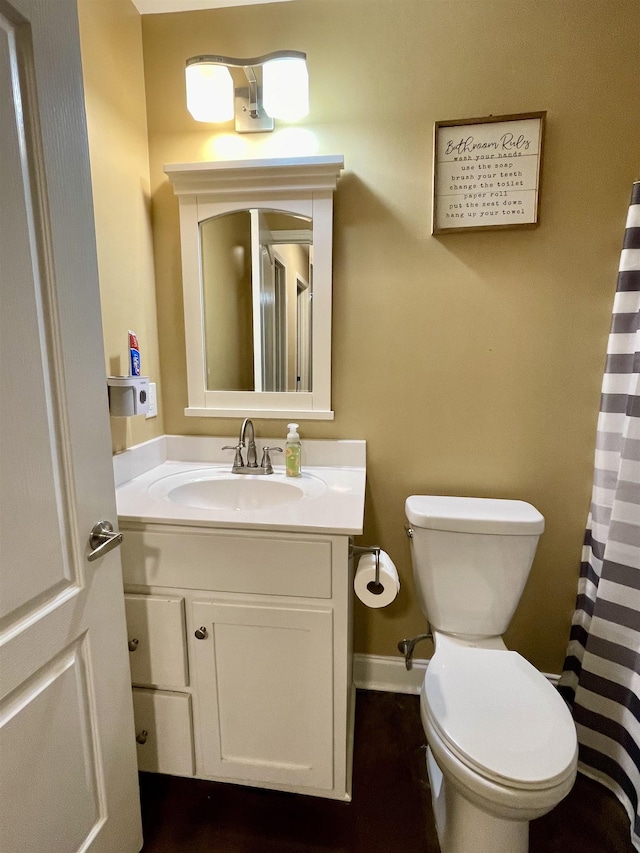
[262,57,309,121]
[186,63,234,123]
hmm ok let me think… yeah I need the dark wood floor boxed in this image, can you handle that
[139,690,634,853]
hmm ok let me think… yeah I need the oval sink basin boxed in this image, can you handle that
[167,477,305,511]
[147,468,327,512]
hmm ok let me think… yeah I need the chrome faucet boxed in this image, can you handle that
[240,418,258,468]
[223,418,282,474]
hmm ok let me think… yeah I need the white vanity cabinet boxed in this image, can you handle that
[120,523,354,801]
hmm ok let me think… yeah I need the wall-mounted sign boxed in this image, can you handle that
[432,111,546,234]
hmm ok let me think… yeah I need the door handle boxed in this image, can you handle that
[88,520,123,562]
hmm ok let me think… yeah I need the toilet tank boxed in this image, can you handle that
[405,496,544,637]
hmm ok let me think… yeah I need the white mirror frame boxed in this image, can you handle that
[165,156,343,420]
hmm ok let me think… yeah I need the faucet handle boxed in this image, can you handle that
[260,446,283,474]
[222,443,244,470]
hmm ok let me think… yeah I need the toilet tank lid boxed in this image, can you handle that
[405,496,544,535]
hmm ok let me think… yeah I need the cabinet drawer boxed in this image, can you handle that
[122,528,333,598]
[125,594,188,687]
[132,688,194,777]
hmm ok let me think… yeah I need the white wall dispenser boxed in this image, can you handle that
[107,376,150,417]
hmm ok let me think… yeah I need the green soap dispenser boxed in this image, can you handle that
[285,423,301,477]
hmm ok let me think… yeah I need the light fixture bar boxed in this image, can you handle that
[185,50,308,133]
[186,50,306,71]
[242,65,259,117]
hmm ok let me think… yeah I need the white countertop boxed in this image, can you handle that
[114,435,366,536]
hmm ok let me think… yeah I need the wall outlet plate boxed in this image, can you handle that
[146,382,158,419]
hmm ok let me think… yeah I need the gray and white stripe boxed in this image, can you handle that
[559,181,640,852]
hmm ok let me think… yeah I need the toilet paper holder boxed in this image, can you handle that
[350,543,382,590]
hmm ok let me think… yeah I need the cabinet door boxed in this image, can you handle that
[192,601,334,791]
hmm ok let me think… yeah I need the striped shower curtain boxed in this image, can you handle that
[559,181,640,851]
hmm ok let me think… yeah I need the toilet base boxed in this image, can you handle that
[427,748,529,853]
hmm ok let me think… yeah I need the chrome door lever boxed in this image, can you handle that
[88,520,123,562]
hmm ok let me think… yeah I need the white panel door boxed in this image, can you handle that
[0,1,142,851]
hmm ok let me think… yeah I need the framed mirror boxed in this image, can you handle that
[165,156,343,419]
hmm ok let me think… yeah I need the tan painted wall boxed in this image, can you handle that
[85,0,639,674]
[77,0,163,451]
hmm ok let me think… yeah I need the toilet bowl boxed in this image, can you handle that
[405,495,578,853]
[421,634,577,852]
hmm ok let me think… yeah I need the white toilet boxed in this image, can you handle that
[405,495,578,853]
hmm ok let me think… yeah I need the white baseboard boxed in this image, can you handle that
[353,653,429,695]
[353,652,560,694]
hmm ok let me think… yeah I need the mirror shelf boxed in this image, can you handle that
[165,156,344,420]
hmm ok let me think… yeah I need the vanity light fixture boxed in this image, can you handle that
[185,51,309,133]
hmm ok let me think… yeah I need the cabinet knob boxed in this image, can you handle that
[136,730,148,745]
[128,638,139,652]
[194,626,208,640]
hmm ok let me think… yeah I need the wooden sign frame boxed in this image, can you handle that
[432,111,546,235]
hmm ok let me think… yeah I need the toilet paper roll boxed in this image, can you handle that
[354,550,400,608]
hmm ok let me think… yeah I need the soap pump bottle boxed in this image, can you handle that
[285,423,302,477]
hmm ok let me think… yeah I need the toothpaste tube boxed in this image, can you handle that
[129,330,141,376]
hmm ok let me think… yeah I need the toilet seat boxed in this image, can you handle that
[423,642,577,791]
